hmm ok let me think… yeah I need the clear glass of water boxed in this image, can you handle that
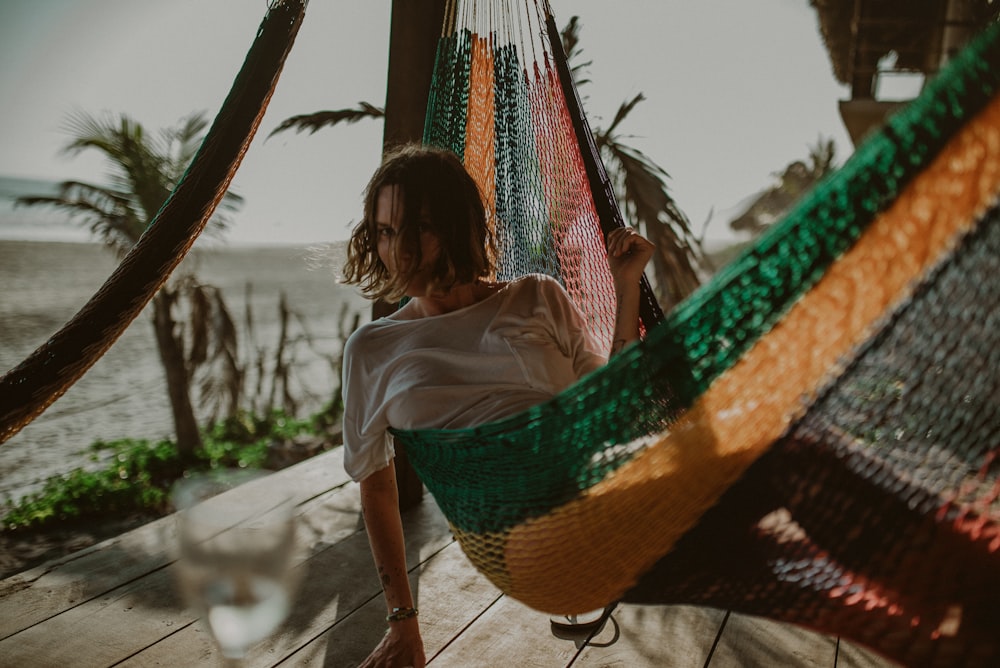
[172,470,300,665]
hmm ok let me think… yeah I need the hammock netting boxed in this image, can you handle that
[422,0,663,350]
[395,3,1000,665]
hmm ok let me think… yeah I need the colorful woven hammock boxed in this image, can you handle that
[398,4,1000,665]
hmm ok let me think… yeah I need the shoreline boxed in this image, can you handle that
[0,239,365,501]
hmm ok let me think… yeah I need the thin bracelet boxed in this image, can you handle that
[386,606,419,623]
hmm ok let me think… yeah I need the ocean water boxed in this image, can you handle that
[0,176,90,243]
[0,176,369,502]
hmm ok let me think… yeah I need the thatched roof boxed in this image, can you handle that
[811,0,861,84]
[810,0,997,88]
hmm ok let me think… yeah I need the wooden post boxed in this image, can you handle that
[381,0,447,509]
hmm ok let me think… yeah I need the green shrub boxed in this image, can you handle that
[2,410,323,532]
[2,438,181,531]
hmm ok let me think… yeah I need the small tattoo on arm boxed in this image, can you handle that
[611,338,627,354]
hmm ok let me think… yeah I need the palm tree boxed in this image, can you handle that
[558,17,708,308]
[16,111,243,460]
[728,137,838,236]
[269,17,709,310]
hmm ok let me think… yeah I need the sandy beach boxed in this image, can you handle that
[0,239,368,503]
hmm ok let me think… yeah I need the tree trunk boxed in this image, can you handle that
[382,0,448,510]
[151,289,202,461]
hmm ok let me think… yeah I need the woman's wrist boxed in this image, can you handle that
[386,606,419,623]
[385,612,421,639]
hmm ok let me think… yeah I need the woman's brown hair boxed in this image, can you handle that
[343,144,496,302]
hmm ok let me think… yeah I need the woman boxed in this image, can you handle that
[341,144,654,667]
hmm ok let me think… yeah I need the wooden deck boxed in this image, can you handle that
[0,449,895,667]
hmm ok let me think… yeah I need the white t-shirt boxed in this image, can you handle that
[341,274,606,481]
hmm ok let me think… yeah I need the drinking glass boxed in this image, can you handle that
[172,470,300,665]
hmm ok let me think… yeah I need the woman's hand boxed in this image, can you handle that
[359,617,426,668]
[605,227,655,354]
[606,227,655,288]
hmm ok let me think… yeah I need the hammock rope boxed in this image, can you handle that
[400,4,1000,664]
[0,0,308,444]
[541,6,663,330]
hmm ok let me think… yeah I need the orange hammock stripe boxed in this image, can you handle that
[464,33,496,229]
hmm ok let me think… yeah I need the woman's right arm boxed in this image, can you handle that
[357,462,426,668]
[606,227,655,355]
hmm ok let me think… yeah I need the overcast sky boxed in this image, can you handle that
[0,0,854,246]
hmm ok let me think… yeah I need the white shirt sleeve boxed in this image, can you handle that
[341,326,396,482]
[536,275,608,376]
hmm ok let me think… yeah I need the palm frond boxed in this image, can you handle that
[164,111,211,180]
[20,108,243,257]
[17,193,129,233]
[173,112,210,148]
[268,102,385,138]
[17,180,145,253]
[560,16,592,87]
[210,190,244,227]
[58,110,206,223]
[730,137,838,236]
[597,128,707,307]
[60,110,129,158]
[186,283,213,370]
[189,285,243,423]
[19,180,124,211]
[808,137,837,177]
[604,94,647,139]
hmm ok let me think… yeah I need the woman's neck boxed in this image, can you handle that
[404,281,500,319]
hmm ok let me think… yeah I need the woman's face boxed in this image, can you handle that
[374,184,441,296]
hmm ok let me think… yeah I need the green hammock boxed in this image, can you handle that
[396,5,1000,665]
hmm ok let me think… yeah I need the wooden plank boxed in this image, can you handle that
[836,639,899,667]
[0,512,176,640]
[281,541,504,668]
[573,604,727,667]
[118,494,455,667]
[0,447,902,668]
[0,448,351,640]
[0,461,359,668]
[428,593,584,667]
[0,559,191,668]
[709,612,838,667]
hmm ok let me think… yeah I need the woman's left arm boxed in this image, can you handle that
[605,227,655,355]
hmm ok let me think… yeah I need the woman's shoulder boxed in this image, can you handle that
[507,273,570,301]
[344,316,407,356]
[509,273,562,292]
